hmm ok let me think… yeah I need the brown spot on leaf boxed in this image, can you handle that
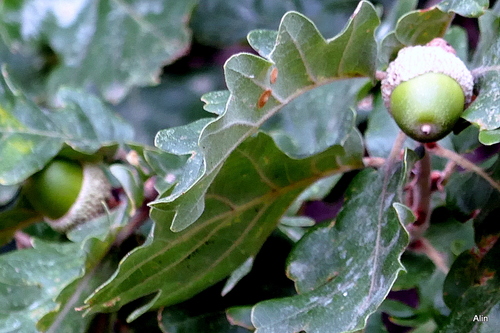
[257,89,272,108]
[270,67,278,84]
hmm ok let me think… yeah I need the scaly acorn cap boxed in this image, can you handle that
[46,163,112,232]
[381,38,474,110]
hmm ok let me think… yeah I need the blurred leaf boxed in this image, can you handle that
[0,38,43,97]
[376,0,418,41]
[109,164,144,215]
[0,183,41,246]
[378,6,454,66]
[446,171,493,217]
[158,291,252,333]
[0,0,197,103]
[479,128,500,145]
[280,174,342,229]
[85,131,364,320]
[226,306,254,331]
[393,252,435,290]
[141,146,188,194]
[394,7,454,46]
[0,184,18,206]
[36,257,116,333]
[0,239,85,333]
[362,309,389,333]
[222,257,254,297]
[153,4,380,232]
[36,203,129,332]
[444,26,470,63]
[437,0,489,17]
[115,69,225,145]
[463,9,500,144]
[262,78,368,158]
[379,299,416,318]
[0,69,133,185]
[440,240,500,332]
[451,125,481,154]
[250,152,416,332]
[424,218,475,265]
[0,208,40,246]
[191,0,373,47]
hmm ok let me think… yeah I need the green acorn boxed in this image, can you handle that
[24,158,112,232]
[381,38,474,142]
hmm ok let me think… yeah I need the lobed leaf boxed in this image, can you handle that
[152,2,380,232]
[251,151,416,333]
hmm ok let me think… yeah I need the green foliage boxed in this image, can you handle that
[1,0,500,332]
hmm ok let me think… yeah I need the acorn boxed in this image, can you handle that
[23,158,112,232]
[381,38,474,142]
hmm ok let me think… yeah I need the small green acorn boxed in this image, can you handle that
[381,38,474,142]
[24,158,112,232]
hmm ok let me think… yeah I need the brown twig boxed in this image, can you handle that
[409,238,449,273]
[426,142,500,193]
[14,231,33,249]
[363,156,386,168]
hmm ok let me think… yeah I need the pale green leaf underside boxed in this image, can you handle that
[463,8,500,145]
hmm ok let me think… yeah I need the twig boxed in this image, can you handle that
[386,131,407,168]
[435,160,457,191]
[363,156,386,168]
[14,231,33,249]
[375,70,387,81]
[409,238,449,273]
[426,143,500,193]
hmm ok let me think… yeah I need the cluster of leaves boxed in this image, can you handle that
[0,0,499,332]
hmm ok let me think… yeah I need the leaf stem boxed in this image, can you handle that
[426,143,500,193]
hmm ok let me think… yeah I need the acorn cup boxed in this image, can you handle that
[23,158,112,232]
[381,38,474,142]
